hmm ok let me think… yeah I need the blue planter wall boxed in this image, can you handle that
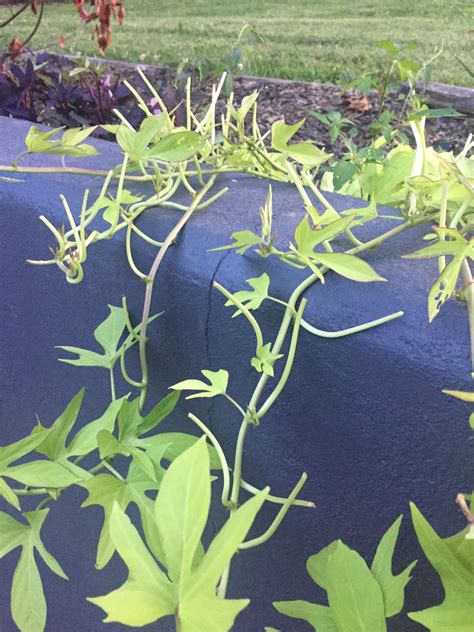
[0,117,472,631]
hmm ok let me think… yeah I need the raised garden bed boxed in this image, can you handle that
[0,49,473,632]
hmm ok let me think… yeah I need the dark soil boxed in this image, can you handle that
[89,60,474,157]
[3,53,474,158]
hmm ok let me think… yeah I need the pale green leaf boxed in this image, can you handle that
[326,541,387,632]
[408,503,474,631]
[274,601,337,631]
[271,120,331,166]
[0,509,67,632]
[66,398,125,457]
[428,258,465,322]
[56,347,111,369]
[88,504,174,626]
[61,126,97,146]
[148,131,203,162]
[306,540,339,590]
[294,215,354,257]
[251,343,283,377]
[94,305,128,357]
[89,440,263,630]
[0,426,50,468]
[11,545,47,632]
[0,512,29,557]
[442,390,474,402]
[0,476,20,510]
[191,490,267,591]
[312,252,385,283]
[154,437,210,582]
[211,230,262,254]
[226,273,270,316]
[80,474,133,569]
[171,369,229,399]
[35,390,84,460]
[272,119,305,149]
[178,593,249,632]
[5,460,83,488]
[138,391,180,435]
[137,432,223,469]
[371,515,417,617]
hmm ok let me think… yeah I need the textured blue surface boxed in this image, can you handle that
[0,116,472,631]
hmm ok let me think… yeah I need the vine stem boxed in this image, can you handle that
[217,214,430,598]
[461,260,474,377]
[108,366,116,400]
[188,413,232,508]
[138,175,217,412]
[0,164,151,180]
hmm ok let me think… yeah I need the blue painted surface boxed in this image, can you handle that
[0,116,472,631]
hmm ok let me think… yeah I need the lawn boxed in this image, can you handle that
[1,0,473,86]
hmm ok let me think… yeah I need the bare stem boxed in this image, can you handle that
[138,176,216,411]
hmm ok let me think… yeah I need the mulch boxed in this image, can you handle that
[114,63,474,158]
[8,52,474,158]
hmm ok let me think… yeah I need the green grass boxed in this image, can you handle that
[1,0,473,86]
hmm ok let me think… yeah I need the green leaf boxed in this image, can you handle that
[137,391,180,435]
[148,131,204,162]
[333,160,358,190]
[408,503,474,631]
[66,398,125,457]
[89,439,265,630]
[191,491,267,593]
[226,273,270,316]
[251,343,283,377]
[306,540,339,590]
[359,145,415,205]
[0,426,50,468]
[11,545,47,632]
[5,461,83,488]
[0,427,63,500]
[370,515,417,617]
[404,230,473,321]
[0,509,67,632]
[80,474,133,569]
[0,476,21,510]
[211,230,262,254]
[407,108,461,122]
[427,257,465,322]
[154,438,210,582]
[36,390,85,461]
[294,215,354,257]
[272,119,331,166]
[341,199,378,227]
[312,252,385,283]
[274,601,337,631]
[24,125,98,158]
[137,432,223,469]
[442,389,474,403]
[61,126,97,146]
[94,305,128,358]
[88,503,174,625]
[116,124,136,156]
[56,347,111,369]
[272,119,305,149]
[171,369,229,400]
[326,541,387,632]
[57,305,159,370]
[133,114,168,157]
[0,422,84,489]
